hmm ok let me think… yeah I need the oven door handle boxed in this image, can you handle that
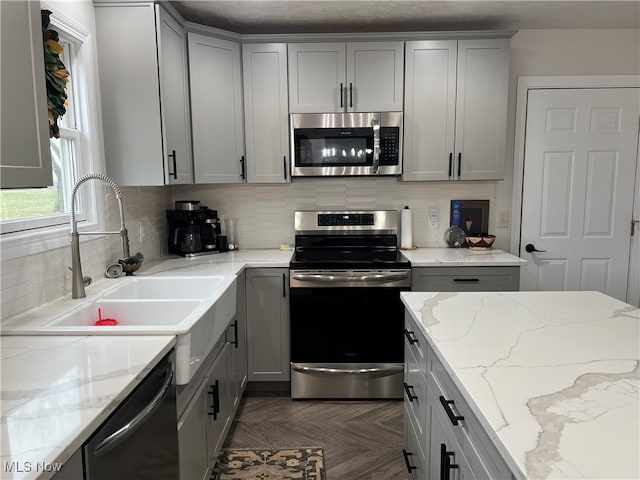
[291,272,410,283]
[292,365,403,375]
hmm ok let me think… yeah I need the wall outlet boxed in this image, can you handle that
[428,214,439,229]
[498,211,509,229]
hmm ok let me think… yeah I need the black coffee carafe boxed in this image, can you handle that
[178,223,202,253]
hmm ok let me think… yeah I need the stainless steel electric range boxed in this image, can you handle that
[289,210,411,399]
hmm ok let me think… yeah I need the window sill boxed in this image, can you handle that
[0,222,105,262]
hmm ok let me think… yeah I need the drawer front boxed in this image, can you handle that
[404,342,428,444]
[428,346,512,479]
[412,266,520,292]
[404,404,428,480]
[404,311,428,376]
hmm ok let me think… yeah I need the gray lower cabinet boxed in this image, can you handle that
[245,268,290,382]
[411,266,520,292]
[229,271,248,408]
[51,449,83,479]
[403,311,513,480]
[177,328,236,480]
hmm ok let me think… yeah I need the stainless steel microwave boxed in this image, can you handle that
[290,112,403,177]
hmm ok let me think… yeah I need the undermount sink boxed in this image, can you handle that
[1,275,238,385]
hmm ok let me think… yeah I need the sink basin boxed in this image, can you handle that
[101,276,228,300]
[50,299,202,327]
[1,275,238,385]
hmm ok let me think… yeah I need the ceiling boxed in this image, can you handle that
[169,1,640,35]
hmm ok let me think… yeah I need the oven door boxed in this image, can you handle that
[289,269,410,399]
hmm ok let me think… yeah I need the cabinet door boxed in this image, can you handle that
[428,388,478,480]
[178,378,209,480]
[242,43,290,183]
[205,342,231,465]
[95,3,165,186]
[402,40,457,181]
[189,33,245,183]
[288,43,345,113]
[454,39,509,180]
[157,7,193,185]
[346,42,404,112]
[234,271,248,401]
[246,268,290,381]
[0,0,52,188]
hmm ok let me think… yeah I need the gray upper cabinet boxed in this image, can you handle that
[95,3,193,186]
[403,39,509,181]
[0,0,53,189]
[242,43,290,183]
[188,33,245,184]
[288,42,404,113]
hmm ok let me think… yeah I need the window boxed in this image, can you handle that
[0,9,100,256]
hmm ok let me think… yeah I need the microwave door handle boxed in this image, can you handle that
[372,118,380,173]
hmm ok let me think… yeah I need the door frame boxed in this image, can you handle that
[510,75,640,303]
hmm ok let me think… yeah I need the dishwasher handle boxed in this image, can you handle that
[94,363,174,457]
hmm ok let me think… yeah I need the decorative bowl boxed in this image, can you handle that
[466,234,496,251]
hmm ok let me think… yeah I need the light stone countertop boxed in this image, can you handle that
[401,290,640,480]
[0,335,176,480]
[401,247,526,266]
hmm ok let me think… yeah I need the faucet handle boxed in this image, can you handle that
[67,267,92,287]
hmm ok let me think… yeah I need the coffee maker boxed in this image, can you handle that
[167,202,220,256]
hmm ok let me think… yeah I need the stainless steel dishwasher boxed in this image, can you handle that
[84,350,179,479]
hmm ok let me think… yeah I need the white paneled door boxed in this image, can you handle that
[520,88,639,302]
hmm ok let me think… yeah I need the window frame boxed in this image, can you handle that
[0,5,107,261]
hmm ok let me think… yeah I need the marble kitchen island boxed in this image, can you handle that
[401,290,639,480]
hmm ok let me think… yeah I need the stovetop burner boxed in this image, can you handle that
[290,210,411,270]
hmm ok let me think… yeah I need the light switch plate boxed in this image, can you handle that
[428,214,439,229]
[498,211,509,228]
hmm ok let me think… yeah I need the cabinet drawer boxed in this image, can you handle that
[412,266,520,292]
[404,311,428,376]
[404,343,428,445]
[404,404,427,479]
[428,347,512,479]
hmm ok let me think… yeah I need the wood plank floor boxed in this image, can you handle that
[223,391,410,480]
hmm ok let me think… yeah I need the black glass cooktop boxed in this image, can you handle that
[290,247,410,270]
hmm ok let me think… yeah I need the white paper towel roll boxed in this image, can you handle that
[401,206,412,248]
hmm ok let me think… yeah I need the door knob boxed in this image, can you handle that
[525,243,546,253]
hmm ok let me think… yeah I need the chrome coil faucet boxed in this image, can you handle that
[70,173,130,298]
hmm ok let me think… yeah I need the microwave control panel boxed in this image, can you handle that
[380,127,400,165]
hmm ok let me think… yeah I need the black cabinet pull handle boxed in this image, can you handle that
[231,319,238,348]
[525,243,547,253]
[283,155,287,180]
[282,273,287,298]
[440,444,458,480]
[439,395,464,426]
[208,381,220,419]
[403,382,418,402]
[349,82,353,108]
[457,152,462,177]
[404,328,418,345]
[240,155,246,180]
[453,278,480,283]
[340,83,344,108]
[168,150,177,180]
[448,152,453,177]
[402,449,417,472]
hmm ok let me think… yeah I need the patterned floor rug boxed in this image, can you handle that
[212,447,326,480]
